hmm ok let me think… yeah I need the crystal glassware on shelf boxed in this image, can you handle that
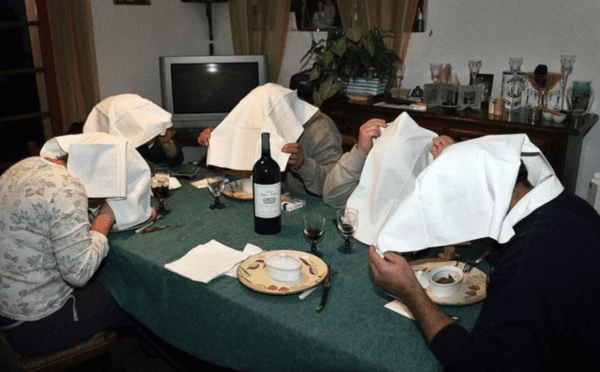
[508,57,523,73]
[524,72,562,111]
[303,214,326,257]
[207,173,226,210]
[151,164,170,215]
[559,55,576,111]
[336,208,358,254]
[396,65,406,88]
[430,63,443,83]
[468,60,482,85]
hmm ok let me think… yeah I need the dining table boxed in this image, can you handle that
[99,167,488,372]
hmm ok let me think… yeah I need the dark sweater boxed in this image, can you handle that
[429,191,600,371]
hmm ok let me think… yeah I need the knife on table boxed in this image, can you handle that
[139,222,185,234]
[316,265,332,312]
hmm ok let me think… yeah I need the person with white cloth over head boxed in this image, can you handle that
[197,83,343,196]
[0,132,151,355]
[83,93,184,168]
[368,134,600,371]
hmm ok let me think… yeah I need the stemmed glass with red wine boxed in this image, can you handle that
[336,208,358,254]
[151,164,170,215]
[303,214,325,257]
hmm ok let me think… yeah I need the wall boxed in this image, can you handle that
[91,0,599,198]
[90,0,233,105]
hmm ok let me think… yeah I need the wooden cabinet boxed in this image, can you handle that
[319,98,598,193]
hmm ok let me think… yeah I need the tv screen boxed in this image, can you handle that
[160,55,269,128]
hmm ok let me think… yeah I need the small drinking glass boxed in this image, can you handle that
[207,173,226,209]
[430,63,443,83]
[336,208,358,254]
[303,214,325,257]
[468,60,482,85]
[508,57,523,73]
[151,164,170,215]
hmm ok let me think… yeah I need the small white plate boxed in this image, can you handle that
[222,180,253,200]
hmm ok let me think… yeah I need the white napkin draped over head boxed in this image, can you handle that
[40,133,152,230]
[374,133,564,255]
[83,93,173,148]
[206,83,319,171]
[346,112,438,245]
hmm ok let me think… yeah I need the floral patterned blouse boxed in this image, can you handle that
[0,157,109,321]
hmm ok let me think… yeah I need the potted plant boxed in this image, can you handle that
[307,25,401,106]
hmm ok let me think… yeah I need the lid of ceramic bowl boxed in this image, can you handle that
[265,253,301,271]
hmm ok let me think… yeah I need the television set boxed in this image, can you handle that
[159,55,269,129]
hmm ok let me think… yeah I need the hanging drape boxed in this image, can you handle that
[44,0,99,133]
[336,0,418,68]
[228,0,291,83]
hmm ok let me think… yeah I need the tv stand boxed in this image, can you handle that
[319,97,597,193]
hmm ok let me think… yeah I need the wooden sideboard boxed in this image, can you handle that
[319,97,598,193]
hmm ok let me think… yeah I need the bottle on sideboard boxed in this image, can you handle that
[253,133,281,235]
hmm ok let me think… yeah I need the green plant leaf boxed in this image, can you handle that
[362,37,375,58]
[331,37,347,57]
[322,50,334,68]
[309,66,321,81]
[313,91,323,107]
[344,25,364,43]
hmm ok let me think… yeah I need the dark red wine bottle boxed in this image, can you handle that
[253,133,281,234]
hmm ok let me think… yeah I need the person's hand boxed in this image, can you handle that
[158,128,176,144]
[282,142,305,171]
[430,135,455,159]
[356,119,388,155]
[197,127,215,147]
[368,245,420,301]
[90,201,116,237]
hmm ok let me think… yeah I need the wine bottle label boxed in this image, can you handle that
[254,183,281,218]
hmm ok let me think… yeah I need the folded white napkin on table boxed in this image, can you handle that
[346,113,437,245]
[190,177,230,189]
[164,240,254,283]
[206,83,318,171]
[40,133,152,231]
[375,134,563,255]
[83,93,173,148]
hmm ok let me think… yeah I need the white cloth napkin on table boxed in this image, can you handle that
[375,134,564,255]
[40,133,152,231]
[83,93,173,148]
[206,83,318,171]
[164,240,254,283]
[346,113,437,245]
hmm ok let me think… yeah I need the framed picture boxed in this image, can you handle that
[441,84,458,105]
[114,0,150,5]
[291,0,342,31]
[458,85,482,109]
[424,84,444,106]
[473,74,494,103]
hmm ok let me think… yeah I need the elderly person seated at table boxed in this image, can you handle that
[368,134,600,371]
[0,133,152,355]
[323,116,455,208]
[197,83,343,196]
[83,93,184,168]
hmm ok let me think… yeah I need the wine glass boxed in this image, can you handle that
[207,173,226,210]
[559,55,576,110]
[430,63,443,83]
[468,60,482,85]
[303,214,325,257]
[151,164,170,215]
[336,208,358,254]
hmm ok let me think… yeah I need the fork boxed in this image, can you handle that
[463,251,490,273]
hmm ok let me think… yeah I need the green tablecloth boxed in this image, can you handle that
[99,172,484,372]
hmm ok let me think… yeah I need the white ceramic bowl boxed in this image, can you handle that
[429,265,463,298]
[264,253,301,282]
[552,113,567,123]
[241,178,253,194]
[542,111,553,121]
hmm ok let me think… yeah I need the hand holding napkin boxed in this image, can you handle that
[206,83,318,171]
